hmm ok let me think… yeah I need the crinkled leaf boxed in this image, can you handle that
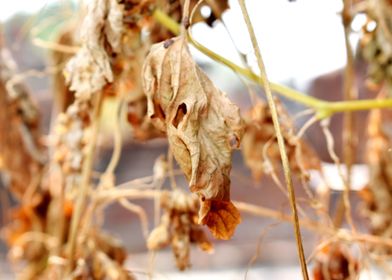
[142,36,244,239]
[65,0,124,99]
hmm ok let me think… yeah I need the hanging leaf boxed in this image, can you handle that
[142,36,244,240]
[64,0,125,100]
[147,190,213,270]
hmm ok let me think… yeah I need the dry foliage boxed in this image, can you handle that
[65,230,133,280]
[142,36,243,239]
[0,43,45,199]
[64,0,125,100]
[242,101,320,181]
[3,0,392,279]
[53,100,92,193]
[147,190,212,270]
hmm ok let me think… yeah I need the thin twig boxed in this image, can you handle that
[237,1,309,278]
[92,187,392,250]
[261,138,308,218]
[321,119,355,231]
[32,38,79,54]
[244,222,281,280]
[118,198,149,240]
[335,0,358,231]
[67,93,103,267]
[104,100,124,175]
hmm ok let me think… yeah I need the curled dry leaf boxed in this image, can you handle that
[147,190,213,270]
[242,101,320,181]
[142,36,244,240]
[65,0,125,100]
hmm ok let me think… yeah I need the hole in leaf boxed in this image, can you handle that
[172,103,187,128]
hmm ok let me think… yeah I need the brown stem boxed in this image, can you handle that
[334,0,358,230]
[237,1,309,279]
[66,92,103,269]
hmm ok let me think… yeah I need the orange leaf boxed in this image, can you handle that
[199,199,241,240]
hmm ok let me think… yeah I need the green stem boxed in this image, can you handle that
[152,9,392,118]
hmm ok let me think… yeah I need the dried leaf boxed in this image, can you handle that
[242,101,320,181]
[65,0,125,99]
[142,36,244,239]
[147,190,213,270]
[198,199,240,240]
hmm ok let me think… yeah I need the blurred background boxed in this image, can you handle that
[0,0,376,279]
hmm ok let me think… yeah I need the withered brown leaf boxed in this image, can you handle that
[147,190,213,270]
[142,36,244,240]
[65,0,125,99]
[242,101,320,181]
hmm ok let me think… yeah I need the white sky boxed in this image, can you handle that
[0,0,61,21]
[0,0,355,83]
[193,0,349,82]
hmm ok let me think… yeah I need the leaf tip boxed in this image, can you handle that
[198,199,241,240]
